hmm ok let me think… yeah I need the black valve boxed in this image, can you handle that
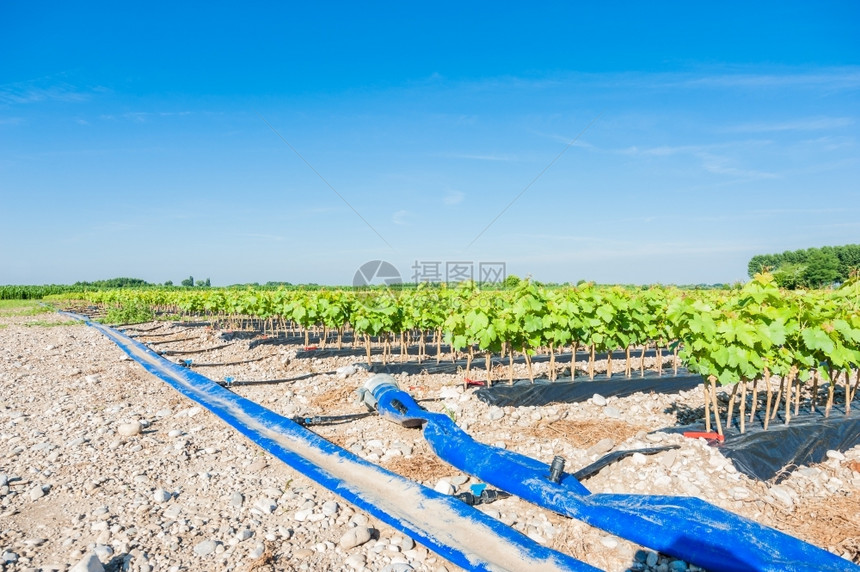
[548,456,566,483]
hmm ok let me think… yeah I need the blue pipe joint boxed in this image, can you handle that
[362,374,426,428]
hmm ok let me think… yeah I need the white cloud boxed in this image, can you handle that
[723,117,854,133]
[0,78,91,105]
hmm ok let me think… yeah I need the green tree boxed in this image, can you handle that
[502,274,522,289]
[772,263,806,289]
[181,276,194,287]
[803,251,839,288]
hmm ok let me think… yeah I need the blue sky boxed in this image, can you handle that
[1,2,858,286]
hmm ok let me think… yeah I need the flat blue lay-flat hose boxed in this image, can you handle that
[364,374,858,572]
[62,313,596,572]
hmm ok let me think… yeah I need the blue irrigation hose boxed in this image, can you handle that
[61,313,597,572]
[364,374,858,572]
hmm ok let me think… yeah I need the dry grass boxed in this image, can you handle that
[771,490,860,563]
[524,418,646,450]
[382,453,455,484]
[309,383,357,411]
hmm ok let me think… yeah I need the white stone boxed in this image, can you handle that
[826,450,845,461]
[70,553,105,572]
[117,421,142,437]
[340,526,372,549]
[434,480,454,495]
[599,536,618,548]
[769,485,793,508]
[194,539,219,556]
[592,394,607,406]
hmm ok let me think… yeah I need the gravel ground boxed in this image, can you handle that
[1,310,858,572]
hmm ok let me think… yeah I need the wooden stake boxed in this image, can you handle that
[726,382,740,431]
[704,377,712,433]
[748,376,758,425]
[810,369,819,412]
[763,367,773,431]
[589,345,595,380]
[625,346,632,377]
[710,379,723,436]
[794,375,801,417]
[524,347,534,383]
[606,349,612,379]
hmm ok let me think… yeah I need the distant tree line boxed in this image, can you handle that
[747,244,860,288]
[72,277,153,288]
[179,276,211,288]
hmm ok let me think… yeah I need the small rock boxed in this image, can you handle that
[255,498,277,515]
[587,438,615,456]
[592,394,607,406]
[826,450,846,461]
[93,544,113,563]
[449,475,469,486]
[237,529,253,541]
[29,485,46,501]
[340,526,372,549]
[322,500,339,516]
[117,421,142,437]
[669,560,687,572]
[193,539,219,557]
[631,453,647,466]
[599,536,618,548]
[345,553,366,568]
[153,488,171,503]
[337,365,357,378]
[646,551,659,567]
[85,375,100,383]
[247,458,268,472]
[770,485,793,508]
[645,432,664,443]
[230,492,244,507]
[294,548,314,558]
[487,407,505,421]
[70,553,104,572]
[293,508,313,521]
[382,564,414,572]
[434,480,454,495]
[604,406,622,419]
[2,551,18,563]
[248,543,265,559]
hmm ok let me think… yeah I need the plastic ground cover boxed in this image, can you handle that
[665,404,860,482]
[474,370,703,407]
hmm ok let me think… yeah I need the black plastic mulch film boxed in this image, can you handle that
[473,371,703,407]
[667,406,860,482]
[474,375,860,482]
